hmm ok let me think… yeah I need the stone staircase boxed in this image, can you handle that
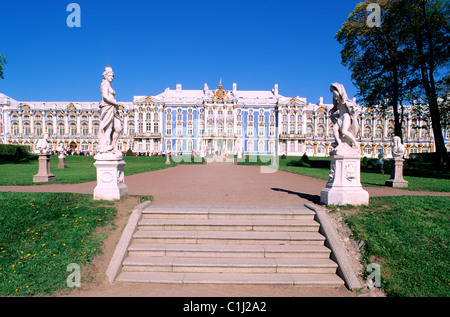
[115,205,345,287]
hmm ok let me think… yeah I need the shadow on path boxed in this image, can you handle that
[271,187,321,205]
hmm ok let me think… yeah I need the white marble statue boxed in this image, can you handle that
[36,133,51,154]
[97,66,122,156]
[329,83,361,150]
[392,136,406,158]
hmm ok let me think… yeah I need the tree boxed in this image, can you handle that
[336,0,449,170]
[335,0,417,142]
[0,54,6,79]
[400,0,449,171]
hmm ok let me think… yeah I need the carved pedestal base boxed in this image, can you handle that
[320,152,369,206]
[93,157,128,201]
[385,158,408,188]
[58,155,68,169]
[33,154,56,183]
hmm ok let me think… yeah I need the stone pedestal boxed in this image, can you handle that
[385,158,408,188]
[58,154,68,169]
[320,150,369,206]
[93,153,128,201]
[33,154,56,183]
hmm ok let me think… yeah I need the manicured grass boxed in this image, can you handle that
[0,155,203,186]
[329,196,450,297]
[0,192,116,296]
[239,156,450,192]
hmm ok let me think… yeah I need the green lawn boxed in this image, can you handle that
[0,192,116,296]
[239,155,450,192]
[0,155,203,186]
[329,196,450,297]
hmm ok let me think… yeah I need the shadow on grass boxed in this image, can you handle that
[271,187,321,205]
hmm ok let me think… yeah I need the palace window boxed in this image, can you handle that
[290,125,296,135]
[166,125,171,136]
[58,124,65,135]
[23,123,30,135]
[269,126,275,137]
[282,124,288,134]
[154,122,159,133]
[364,126,372,138]
[146,113,152,121]
[364,145,373,155]
[236,125,242,136]
[227,124,233,136]
[248,114,254,122]
[35,123,42,136]
[69,123,77,136]
[81,124,89,136]
[247,125,254,137]
[128,123,134,135]
[146,122,152,132]
[258,125,265,137]
[318,125,325,138]
[375,127,383,139]
[176,124,183,136]
[217,123,223,135]
[259,114,265,123]
[187,123,193,136]
[46,123,53,135]
[269,115,275,123]
[138,122,143,133]
[306,125,313,138]
[387,127,394,138]
[166,113,172,121]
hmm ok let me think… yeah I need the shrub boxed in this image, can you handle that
[125,148,134,156]
[0,144,36,163]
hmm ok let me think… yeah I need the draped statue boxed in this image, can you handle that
[329,83,361,152]
[97,66,122,157]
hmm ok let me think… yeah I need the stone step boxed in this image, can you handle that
[127,243,332,259]
[116,271,345,286]
[132,230,326,245]
[138,219,320,232]
[122,256,338,274]
[142,206,315,221]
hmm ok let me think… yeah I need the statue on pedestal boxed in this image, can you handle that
[386,136,408,188]
[36,133,51,154]
[320,83,369,206]
[392,136,406,158]
[93,66,128,200]
[329,83,361,154]
[96,66,122,159]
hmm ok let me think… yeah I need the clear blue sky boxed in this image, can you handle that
[0,0,363,104]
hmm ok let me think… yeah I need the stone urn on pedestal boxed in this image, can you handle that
[93,66,128,200]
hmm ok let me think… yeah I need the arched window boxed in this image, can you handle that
[12,123,19,135]
[69,123,77,135]
[35,123,42,136]
[364,126,372,138]
[23,123,30,135]
[58,124,65,136]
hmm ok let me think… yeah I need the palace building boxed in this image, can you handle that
[1,83,448,158]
